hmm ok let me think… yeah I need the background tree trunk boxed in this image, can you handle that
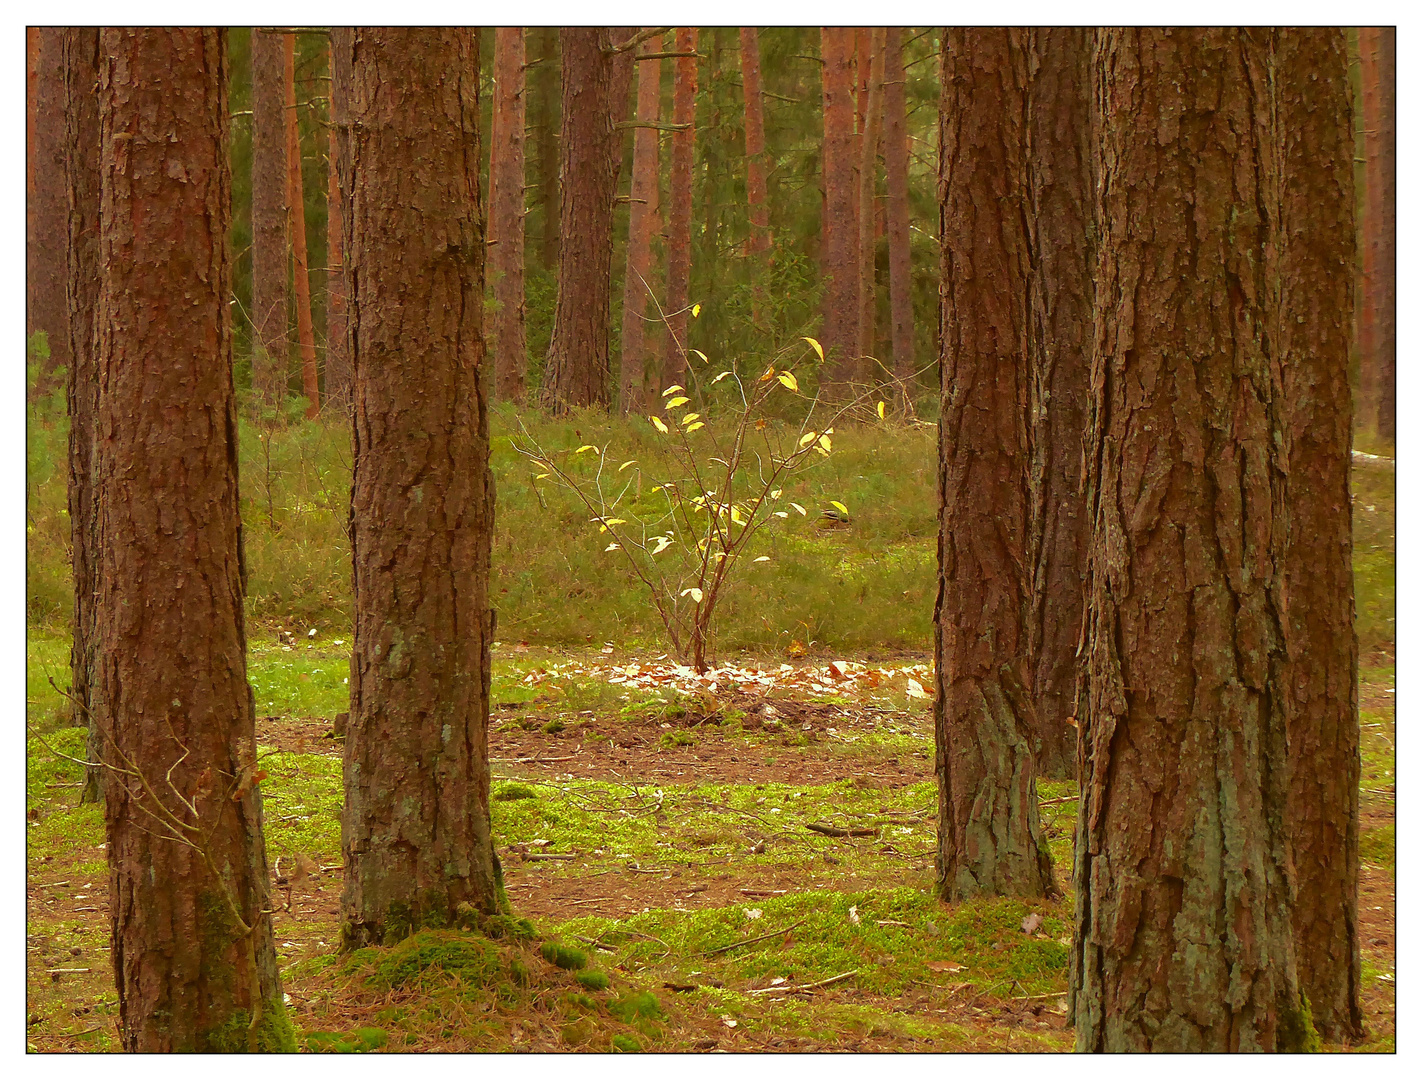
[856,29,885,365]
[489,26,528,403]
[250,27,289,408]
[1023,28,1091,782]
[64,26,102,805]
[284,34,319,418]
[95,28,290,1051]
[882,27,915,410]
[540,27,619,412]
[740,27,771,329]
[662,27,699,388]
[1359,27,1395,444]
[934,29,1055,903]
[820,27,859,385]
[325,28,352,412]
[1071,28,1312,1052]
[1278,28,1364,1045]
[619,45,662,414]
[342,28,500,946]
[28,27,68,382]
[531,27,561,273]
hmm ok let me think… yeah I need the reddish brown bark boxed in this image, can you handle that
[882,27,915,408]
[820,28,859,384]
[341,28,500,945]
[619,45,662,414]
[934,29,1054,903]
[1072,29,1311,1052]
[740,28,771,263]
[662,27,699,388]
[28,27,67,378]
[63,26,102,804]
[325,27,352,412]
[284,36,319,418]
[531,27,561,272]
[856,29,885,366]
[95,28,290,1051]
[1359,27,1395,443]
[250,28,288,407]
[489,26,528,402]
[1278,28,1363,1045]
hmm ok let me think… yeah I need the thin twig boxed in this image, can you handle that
[747,969,858,995]
[704,917,806,956]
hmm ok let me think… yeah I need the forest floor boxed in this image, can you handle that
[24,639,1397,1054]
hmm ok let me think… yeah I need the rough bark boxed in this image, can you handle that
[489,26,528,403]
[662,27,699,388]
[325,27,352,412]
[95,28,290,1052]
[64,27,102,804]
[250,27,288,407]
[883,27,915,408]
[741,25,772,326]
[1071,28,1313,1052]
[1023,29,1091,782]
[531,27,561,272]
[934,29,1055,903]
[341,28,500,946]
[1359,27,1395,443]
[820,27,859,384]
[857,29,885,365]
[619,46,662,414]
[29,27,68,378]
[1277,28,1363,1045]
[284,35,319,418]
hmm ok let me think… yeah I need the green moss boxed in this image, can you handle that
[205,999,297,1053]
[541,941,588,970]
[575,969,611,991]
[1360,824,1395,869]
[305,1027,388,1053]
[1277,991,1321,1053]
[493,782,539,801]
[608,991,663,1024]
[611,1033,642,1052]
[543,718,566,735]
[479,913,535,941]
[373,931,501,989]
[660,730,694,749]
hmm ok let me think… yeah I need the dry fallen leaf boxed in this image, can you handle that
[926,960,964,974]
[1021,912,1044,935]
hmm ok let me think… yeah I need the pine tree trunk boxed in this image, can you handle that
[531,27,561,273]
[489,26,528,403]
[28,27,67,383]
[325,28,352,412]
[882,27,915,410]
[1277,28,1364,1045]
[284,35,319,418]
[740,26,771,331]
[95,29,291,1051]
[1359,27,1395,444]
[856,29,885,366]
[64,26,102,805]
[662,27,699,388]
[1023,28,1091,782]
[250,28,288,408]
[619,45,662,413]
[820,28,859,385]
[935,29,1055,903]
[341,28,500,946]
[540,28,619,412]
[1071,28,1313,1052]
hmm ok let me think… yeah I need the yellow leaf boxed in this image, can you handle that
[691,349,708,363]
[691,303,702,318]
[681,587,704,603]
[777,371,799,392]
[604,542,620,551]
[877,400,887,420]
[651,536,673,554]
[662,384,685,397]
[818,434,832,452]
[665,396,690,409]
[534,473,550,480]
[790,502,807,516]
[770,489,782,499]
[814,446,829,456]
[802,336,824,361]
[773,511,787,518]
[754,556,771,562]
[681,413,701,425]
[604,518,627,527]
[712,371,732,383]
[575,445,598,454]
[831,501,849,516]
[619,460,638,472]
[685,422,705,433]
[759,366,776,383]
[799,431,818,447]
[651,415,669,434]
[730,506,745,526]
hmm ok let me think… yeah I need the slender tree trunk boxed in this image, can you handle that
[250,28,288,408]
[341,28,501,946]
[489,26,528,403]
[934,29,1055,903]
[662,27,699,388]
[1278,28,1364,1045]
[1071,28,1313,1052]
[64,27,102,805]
[619,45,662,413]
[325,28,352,412]
[532,27,561,273]
[1023,28,1091,782]
[1359,27,1395,443]
[820,28,859,384]
[29,27,67,381]
[284,35,319,418]
[856,29,885,366]
[883,27,915,410]
[740,26,771,330]
[95,28,290,1051]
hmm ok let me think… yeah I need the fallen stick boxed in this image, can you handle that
[738,887,788,897]
[567,897,612,906]
[704,918,806,956]
[748,969,858,995]
[805,823,877,838]
[515,755,577,764]
[1009,990,1068,1001]
[522,853,575,862]
[875,919,913,928]
[1037,795,1078,808]
[46,968,91,975]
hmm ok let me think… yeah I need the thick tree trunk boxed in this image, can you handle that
[856,29,885,366]
[1277,28,1363,1045]
[29,27,67,380]
[619,46,662,414]
[250,28,288,408]
[883,27,915,410]
[934,29,1055,903]
[1023,29,1091,782]
[325,28,352,412]
[820,28,859,385]
[531,27,561,273]
[540,28,619,412]
[341,28,500,946]
[662,27,699,388]
[284,35,319,418]
[95,28,290,1052]
[740,26,771,330]
[1071,28,1313,1052]
[489,27,528,403]
[1359,28,1395,443]
[64,27,102,805]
